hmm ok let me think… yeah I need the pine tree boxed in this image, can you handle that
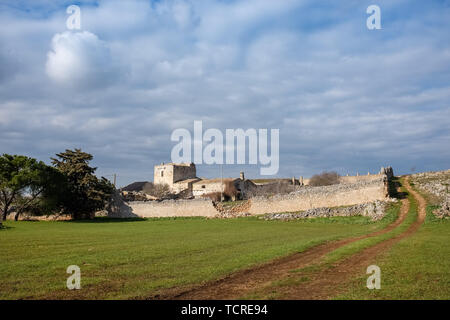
[51,149,114,219]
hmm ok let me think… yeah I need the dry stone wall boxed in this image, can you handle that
[248,177,388,215]
[108,176,389,218]
[263,200,392,221]
[110,198,219,218]
[338,174,383,184]
[410,169,450,218]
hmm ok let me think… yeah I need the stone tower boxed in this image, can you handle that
[154,163,197,187]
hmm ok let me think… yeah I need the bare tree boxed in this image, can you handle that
[224,181,238,199]
[309,171,340,186]
[202,192,222,202]
[142,183,171,199]
[247,181,294,198]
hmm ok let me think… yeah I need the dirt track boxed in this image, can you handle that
[153,176,426,300]
[280,176,426,299]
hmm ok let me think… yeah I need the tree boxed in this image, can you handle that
[0,154,59,226]
[51,149,114,219]
[309,171,341,186]
[224,180,238,200]
[142,182,171,198]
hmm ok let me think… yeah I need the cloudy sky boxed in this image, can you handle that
[0,0,449,186]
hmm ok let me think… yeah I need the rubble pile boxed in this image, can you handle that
[262,200,392,221]
[214,200,252,218]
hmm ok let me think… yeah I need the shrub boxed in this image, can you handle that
[202,192,222,202]
[142,182,171,198]
[247,181,294,198]
[309,171,340,186]
[224,180,238,199]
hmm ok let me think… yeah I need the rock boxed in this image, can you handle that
[262,200,389,221]
[411,170,450,219]
[433,197,450,219]
[214,200,252,218]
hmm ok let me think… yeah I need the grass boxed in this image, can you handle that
[4,176,445,300]
[323,196,414,265]
[277,200,403,276]
[238,201,402,299]
[334,185,450,299]
[1,213,393,300]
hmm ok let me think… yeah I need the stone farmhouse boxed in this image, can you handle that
[154,162,257,200]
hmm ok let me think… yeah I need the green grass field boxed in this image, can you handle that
[335,202,450,299]
[2,176,448,300]
[0,213,395,299]
[232,179,450,300]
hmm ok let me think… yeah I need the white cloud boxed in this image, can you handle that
[0,0,449,185]
[46,31,117,87]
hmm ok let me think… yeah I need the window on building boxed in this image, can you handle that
[161,171,164,177]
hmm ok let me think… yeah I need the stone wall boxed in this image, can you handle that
[338,174,383,184]
[109,176,389,218]
[115,198,219,218]
[5,213,72,221]
[301,173,385,186]
[248,177,388,215]
[263,200,390,221]
[410,169,450,218]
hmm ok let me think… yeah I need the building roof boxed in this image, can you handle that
[173,178,201,184]
[121,181,152,192]
[192,178,238,185]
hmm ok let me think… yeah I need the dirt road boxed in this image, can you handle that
[153,176,426,300]
[280,176,427,299]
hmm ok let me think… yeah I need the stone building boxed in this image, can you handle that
[154,162,197,186]
[153,163,256,200]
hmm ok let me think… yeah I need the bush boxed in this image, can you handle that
[142,183,171,198]
[309,171,340,186]
[202,192,222,202]
[224,180,238,199]
[247,181,294,198]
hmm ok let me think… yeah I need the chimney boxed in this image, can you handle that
[240,172,245,180]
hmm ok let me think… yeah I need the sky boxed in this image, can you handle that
[0,0,449,187]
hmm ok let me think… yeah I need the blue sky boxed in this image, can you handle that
[0,0,449,187]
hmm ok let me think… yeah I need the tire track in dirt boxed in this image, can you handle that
[278,175,427,299]
[151,178,413,300]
